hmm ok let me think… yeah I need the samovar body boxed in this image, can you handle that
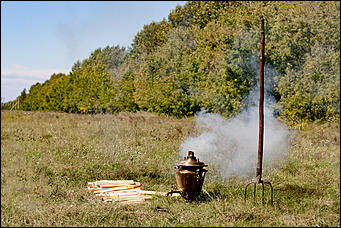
[170,151,207,200]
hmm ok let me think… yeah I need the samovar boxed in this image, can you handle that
[167,151,207,200]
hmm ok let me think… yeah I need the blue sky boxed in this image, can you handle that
[1,1,187,102]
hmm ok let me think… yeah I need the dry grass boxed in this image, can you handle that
[1,110,340,226]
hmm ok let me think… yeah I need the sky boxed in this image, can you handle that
[1,1,187,102]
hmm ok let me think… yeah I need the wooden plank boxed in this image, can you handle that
[138,190,180,197]
[102,195,140,199]
[97,190,140,197]
[94,188,139,195]
[102,193,153,199]
[167,193,180,197]
[102,196,144,201]
[93,186,139,194]
[99,191,140,197]
[102,198,144,203]
[102,196,150,204]
[141,195,153,200]
[98,182,141,188]
[138,190,156,195]
[94,180,135,186]
[88,180,140,191]
[88,180,179,204]
[95,179,135,183]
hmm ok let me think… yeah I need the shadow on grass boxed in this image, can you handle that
[185,185,232,203]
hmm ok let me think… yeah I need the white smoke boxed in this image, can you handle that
[180,71,291,179]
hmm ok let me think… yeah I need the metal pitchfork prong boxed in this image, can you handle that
[244,18,274,204]
[244,178,273,204]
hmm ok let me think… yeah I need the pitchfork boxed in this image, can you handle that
[244,18,273,204]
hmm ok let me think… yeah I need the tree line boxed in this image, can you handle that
[4,1,340,125]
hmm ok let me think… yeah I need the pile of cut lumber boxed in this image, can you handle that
[88,180,179,204]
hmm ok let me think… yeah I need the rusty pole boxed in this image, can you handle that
[244,18,273,204]
[257,18,265,183]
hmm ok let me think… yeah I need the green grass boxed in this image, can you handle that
[1,110,340,226]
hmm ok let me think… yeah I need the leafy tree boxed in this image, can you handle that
[276,43,340,124]
[15,1,340,123]
[131,19,170,56]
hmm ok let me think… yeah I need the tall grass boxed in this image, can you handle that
[1,110,339,226]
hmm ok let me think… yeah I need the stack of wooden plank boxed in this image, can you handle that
[88,180,179,204]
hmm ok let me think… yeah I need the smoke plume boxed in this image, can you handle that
[180,64,292,179]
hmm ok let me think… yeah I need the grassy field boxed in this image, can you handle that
[1,110,340,227]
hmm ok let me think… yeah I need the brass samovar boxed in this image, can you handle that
[167,151,207,200]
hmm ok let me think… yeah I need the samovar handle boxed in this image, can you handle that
[200,168,207,179]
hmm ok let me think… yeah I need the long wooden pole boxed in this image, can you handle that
[256,18,265,183]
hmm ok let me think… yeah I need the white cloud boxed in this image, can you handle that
[1,65,70,102]
[1,64,69,79]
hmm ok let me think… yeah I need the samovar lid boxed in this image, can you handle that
[178,151,206,167]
